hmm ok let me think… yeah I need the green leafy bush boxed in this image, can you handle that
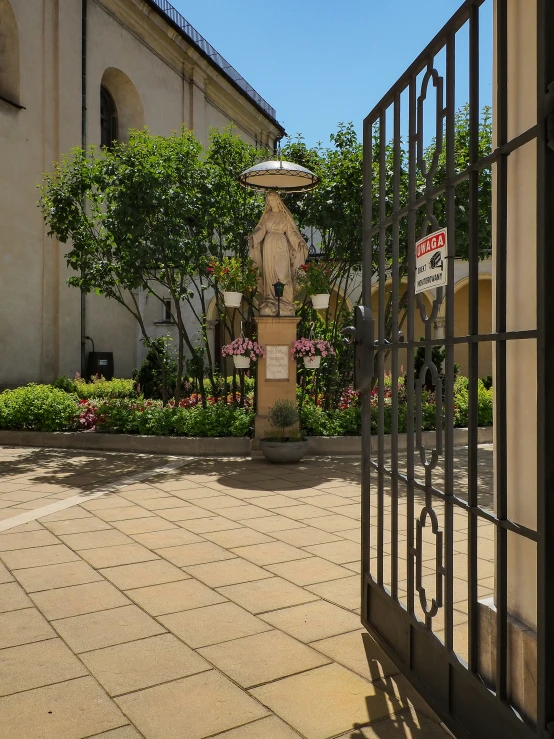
[0,384,78,432]
[54,375,137,400]
[172,406,253,438]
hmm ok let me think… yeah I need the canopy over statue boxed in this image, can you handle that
[248,192,308,316]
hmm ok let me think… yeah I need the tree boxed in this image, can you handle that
[39,126,268,404]
[283,106,492,397]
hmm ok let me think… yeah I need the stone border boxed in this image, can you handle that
[0,427,492,457]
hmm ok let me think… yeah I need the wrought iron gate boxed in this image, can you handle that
[355,1,554,737]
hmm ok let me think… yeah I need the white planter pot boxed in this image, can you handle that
[303,356,321,369]
[311,294,330,310]
[223,291,242,308]
[233,355,251,369]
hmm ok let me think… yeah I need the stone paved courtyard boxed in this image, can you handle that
[0,445,465,739]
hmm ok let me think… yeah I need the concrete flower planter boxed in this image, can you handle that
[260,439,309,463]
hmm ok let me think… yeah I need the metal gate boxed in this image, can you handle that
[354,1,554,737]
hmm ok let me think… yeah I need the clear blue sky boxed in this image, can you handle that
[172,0,492,147]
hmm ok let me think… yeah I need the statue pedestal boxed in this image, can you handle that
[254,316,300,442]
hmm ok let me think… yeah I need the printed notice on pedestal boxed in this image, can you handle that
[266,345,289,380]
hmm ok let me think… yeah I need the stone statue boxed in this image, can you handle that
[248,192,308,316]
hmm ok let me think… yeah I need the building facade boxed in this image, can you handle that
[0,0,283,386]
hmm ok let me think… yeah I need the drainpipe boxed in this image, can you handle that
[80,0,87,376]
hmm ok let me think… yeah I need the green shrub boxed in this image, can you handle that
[76,376,138,400]
[0,384,78,432]
[172,406,254,437]
[132,338,177,400]
[300,405,335,436]
[53,375,78,394]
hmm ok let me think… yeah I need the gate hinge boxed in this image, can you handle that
[545,82,554,151]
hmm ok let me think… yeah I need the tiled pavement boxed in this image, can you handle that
[0,446,468,739]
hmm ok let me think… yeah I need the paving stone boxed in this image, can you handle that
[325,504,360,519]
[202,527,274,548]
[152,479,205,492]
[43,517,113,535]
[0,561,13,583]
[218,577,318,614]
[332,707,451,738]
[95,507,154,522]
[0,544,80,569]
[184,558,273,587]
[127,578,225,615]
[155,504,216,521]
[260,600,361,643]
[270,527,343,547]
[31,580,130,620]
[199,629,330,688]
[130,528,202,549]
[58,529,134,550]
[210,716,303,738]
[177,516,244,534]
[0,581,33,612]
[0,676,127,739]
[11,560,103,592]
[119,487,170,501]
[304,540,361,564]
[303,514,358,532]
[0,608,56,649]
[115,671,268,739]
[219,504,271,521]
[110,517,179,534]
[265,557,354,586]
[339,528,362,543]
[311,630,398,682]
[230,542,311,566]
[79,543,159,568]
[52,604,165,653]
[138,497,192,510]
[159,602,272,648]
[275,504,330,520]
[371,672,440,722]
[298,493,352,509]
[81,633,211,696]
[245,494,301,509]
[39,507,94,521]
[306,575,361,610]
[87,728,143,739]
[99,559,189,590]
[157,541,236,567]
[82,498,135,510]
[168,487,224,501]
[0,529,59,551]
[0,638,88,697]
[245,516,308,533]
[197,495,249,511]
[251,663,403,739]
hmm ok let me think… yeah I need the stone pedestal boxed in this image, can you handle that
[254,316,299,441]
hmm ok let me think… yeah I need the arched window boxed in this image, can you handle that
[0,0,20,106]
[100,86,118,148]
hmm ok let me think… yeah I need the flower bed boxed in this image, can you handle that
[0,375,492,439]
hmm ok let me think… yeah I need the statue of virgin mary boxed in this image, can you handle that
[248,192,308,316]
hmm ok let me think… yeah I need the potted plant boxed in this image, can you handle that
[207,256,259,308]
[221,337,265,369]
[297,261,332,310]
[260,399,308,463]
[291,337,335,369]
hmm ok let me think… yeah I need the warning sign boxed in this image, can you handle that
[415,227,448,295]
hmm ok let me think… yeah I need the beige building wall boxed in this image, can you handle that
[0,0,283,385]
[494,0,537,632]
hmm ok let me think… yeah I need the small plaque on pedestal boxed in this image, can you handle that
[266,345,289,380]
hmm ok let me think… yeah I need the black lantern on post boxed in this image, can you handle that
[273,281,285,317]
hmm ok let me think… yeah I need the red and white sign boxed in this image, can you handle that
[415,227,448,295]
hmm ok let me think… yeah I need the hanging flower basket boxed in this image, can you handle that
[303,355,321,369]
[222,337,265,370]
[223,291,242,308]
[233,355,251,369]
[311,294,330,310]
[291,338,335,368]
